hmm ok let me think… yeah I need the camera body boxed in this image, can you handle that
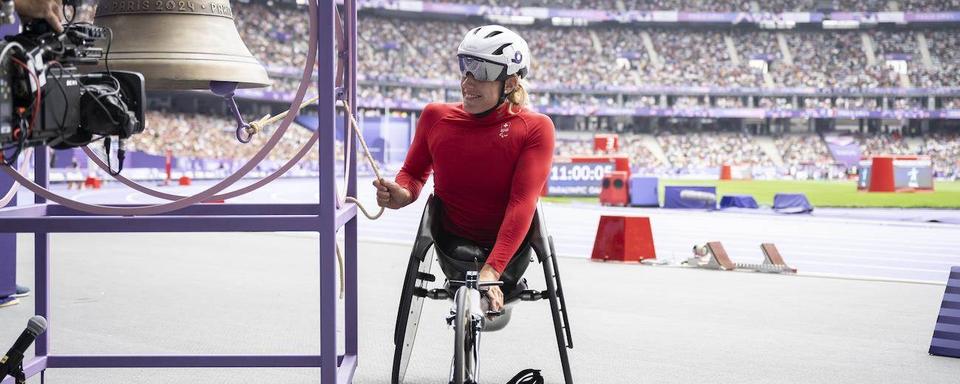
[0,20,145,162]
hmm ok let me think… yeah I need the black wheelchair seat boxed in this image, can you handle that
[431,201,534,300]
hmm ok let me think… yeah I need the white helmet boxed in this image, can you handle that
[457,25,530,79]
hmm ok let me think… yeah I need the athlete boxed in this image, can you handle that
[374,25,555,313]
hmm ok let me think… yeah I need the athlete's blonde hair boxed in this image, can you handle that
[507,77,529,114]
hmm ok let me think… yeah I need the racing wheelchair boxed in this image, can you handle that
[392,196,574,384]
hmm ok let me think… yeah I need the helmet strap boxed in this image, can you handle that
[472,80,510,118]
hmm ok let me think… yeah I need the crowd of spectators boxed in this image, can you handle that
[553,135,665,170]
[803,98,836,109]
[858,132,913,157]
[234,2,312,69]
[672,96,705,108]
[71,1,960,96]
[343,15,960,93]
[555,131,825,173]
[758,97,794,109]
[774,134,834,168]
[358,86,448,106]
[126,109,958,179]
[349,85,954,111]
[834,97,881,110]
[917,31,960,89]
[620,135,665,169]
[78,2,954,101]
[656,132,772,168]
[541,94,802,109]
[554,131,957,178]
[542,93,619,109]
[128,111,326,164]
[553,138,595,158]
[213,3,960,96]
[473,0,957,12]
[62,1,959,181]
[715,97,746,108]
[623,95,660,108]
[922,133,960,177]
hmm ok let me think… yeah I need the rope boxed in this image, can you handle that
[247,96,320,136]
[335,240,345,300]
[339,99,385,220]
[0,148,32,208]
[248,97,387,300]
[247,97,385,220]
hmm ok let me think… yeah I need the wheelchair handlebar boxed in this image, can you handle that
[447,279,504,289]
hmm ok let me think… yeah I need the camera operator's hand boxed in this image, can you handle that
[14,0,64,33]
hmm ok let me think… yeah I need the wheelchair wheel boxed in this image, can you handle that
[393,249,435,384]
[452,286,468,384]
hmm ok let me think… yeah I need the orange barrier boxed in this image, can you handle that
[590,215,656,262]
[84,177,102,189]
[868,156,896,192]
[720,164,732,180]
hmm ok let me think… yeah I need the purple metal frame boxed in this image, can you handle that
[0,1,358,383]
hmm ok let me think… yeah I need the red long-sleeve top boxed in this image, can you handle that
[396,102,556,274]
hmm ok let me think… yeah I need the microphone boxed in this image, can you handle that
[0,316,47,381]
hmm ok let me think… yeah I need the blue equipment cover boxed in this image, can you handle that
[629,177,659,207]
[663,186,716,209]
[720,195,759,209]
[773,193,813,214]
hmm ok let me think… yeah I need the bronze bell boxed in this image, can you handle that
[93,0,271,90]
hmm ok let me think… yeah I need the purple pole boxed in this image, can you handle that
[0,171,14,299]
[34,146,49,357]
[344,0,359,358]
[318,0,338,382]
[0,18,19,302]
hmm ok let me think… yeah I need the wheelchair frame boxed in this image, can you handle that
[391,196,574,384]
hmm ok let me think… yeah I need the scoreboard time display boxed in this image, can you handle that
[547,162,615,196]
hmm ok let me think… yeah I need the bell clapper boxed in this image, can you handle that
[208,81,258,144]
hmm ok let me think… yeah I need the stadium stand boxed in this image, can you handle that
[449,0,958,12]
[61,1,959,181]
[127,112,325,163]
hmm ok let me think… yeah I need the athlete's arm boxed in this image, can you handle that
[485,115,556,274]
[380,104,440,208]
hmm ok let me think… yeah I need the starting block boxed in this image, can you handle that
[684,242,796,274]
[685,242,736,270]
[754,243,798,274]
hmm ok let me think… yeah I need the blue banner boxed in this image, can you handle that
[824,135,862,167]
